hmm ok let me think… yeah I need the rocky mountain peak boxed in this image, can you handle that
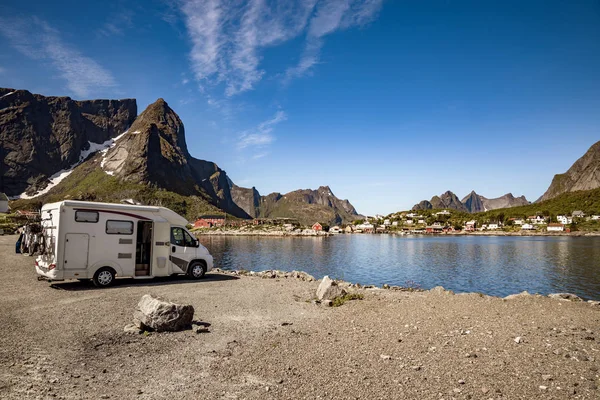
[539,140,600,202]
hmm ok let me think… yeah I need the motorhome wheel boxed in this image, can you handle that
[93,268,115,287]
[188,261,206,279]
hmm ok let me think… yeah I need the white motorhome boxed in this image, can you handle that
[35,200,213,287]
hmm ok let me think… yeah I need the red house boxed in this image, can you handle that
[194,215,226,228]
[312,222,323,231]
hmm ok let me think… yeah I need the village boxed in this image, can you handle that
[190,209,600,236]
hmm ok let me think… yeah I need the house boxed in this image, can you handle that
[330,226,342,234]
[591,215,600,221]
[557,215,572,225]
[435,210,451,216]
[572,211,586,218]
[547,223,565,232]
[0,193,8,213]
[513,219,524,226]
[405,219,413,225]
[418,219,426,224]
[312,222,323,231]
[357,222,375,233]
[426,223,444,234]
[406,213,418,218]
[383,219,391,226]
[194,215,225,228]
[376,226,387,233]
[528,215,546,224]
[392,221,398,226]
[464,220,477,231]
[345,225,354,233]
[521,223,535,230]
[487,223,499,230]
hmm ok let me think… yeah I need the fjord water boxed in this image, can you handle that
[200,235,600,300]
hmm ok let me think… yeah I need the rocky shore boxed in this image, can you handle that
[1,235,599,399]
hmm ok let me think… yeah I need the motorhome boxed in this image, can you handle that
[35,200,213,287]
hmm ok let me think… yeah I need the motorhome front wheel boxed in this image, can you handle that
[188,262,206,279]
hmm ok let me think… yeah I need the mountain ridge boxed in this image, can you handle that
[413,190,529,213]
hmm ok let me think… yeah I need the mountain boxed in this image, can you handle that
[413,190,529,213]
[539,140,600,202]
[230,184,360,225]
[6,90,360,224]
[412,190,468,212]
[0,88,136,197]
[461,191,529,213]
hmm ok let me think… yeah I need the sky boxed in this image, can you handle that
[1,0,599,215]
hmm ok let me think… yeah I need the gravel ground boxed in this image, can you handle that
[0,235,599,399]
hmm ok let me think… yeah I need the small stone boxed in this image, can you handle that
[194,326,209,334]
[481,387,489,394]
[265,386,270,392]
[49,378,58,384]
[514,336,523,344]
[102,369,107,374]
[380,354,391,360]
[539,385,548,390]
[412,366,421,371]
[137,390,143,395]
[281,322,293,326]
[277,379,284,384]
[322,300,333,307]
[542,375,552,381]
[458,379,465,385]
[453,388,462,393]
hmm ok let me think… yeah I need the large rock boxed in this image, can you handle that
[133,294,194,332]
[316,276,347,301]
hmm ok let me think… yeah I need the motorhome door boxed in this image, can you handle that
[169,227,196,274]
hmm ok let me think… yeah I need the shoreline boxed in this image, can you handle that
[195,229,600,237]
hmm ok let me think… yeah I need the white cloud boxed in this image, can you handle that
[0,17,117,97]
[178,0,382,96]
[238,110,287,150]
[0,66,5,74]
[97,9,134,37]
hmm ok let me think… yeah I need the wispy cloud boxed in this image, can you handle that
[238,110,287,150]
[178,0,382,96]
[0,66,5,74]
[0,17,117,97]
[97,9,134,37]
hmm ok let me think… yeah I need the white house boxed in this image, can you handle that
[0,193,8,214]
[405,219,413,225]
[487,223,500,230]
[591,215,600,221]
[513,219,524,226]
[435,210,451,216]
[557,215,572,225]
[528,215,547,224]
[547,223,565,232]
[418,219,426,224]
[406,213,418,218]
[392,221,399,226]
[383,219,391,226]
[465,220,477,231]
[522,223,535,230]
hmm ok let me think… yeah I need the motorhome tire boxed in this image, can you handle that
[93,268,115,287]
[188,261,206,279]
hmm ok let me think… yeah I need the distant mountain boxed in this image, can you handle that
[413,190,529,213]
[412,190,468,212]
[461,191,529,213]
[539,140,600,202]
[0,88,136,197]
[231,184,361,225]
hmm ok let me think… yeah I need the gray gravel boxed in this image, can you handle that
[0,235,599,399]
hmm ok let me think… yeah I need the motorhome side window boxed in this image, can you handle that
[171,227,197,247]
[106,220,134,235]
[75,210,99,223]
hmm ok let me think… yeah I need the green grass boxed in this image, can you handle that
[332,292,364,307]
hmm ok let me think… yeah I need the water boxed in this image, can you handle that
[199,234,600,300]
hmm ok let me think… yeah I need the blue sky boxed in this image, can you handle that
[1,0,599,215]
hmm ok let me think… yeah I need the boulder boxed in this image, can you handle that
[548,293,582,302]
[316,276,347,301]
[429,286,455,295]
[133,294,194,332]
[504,291,532,300]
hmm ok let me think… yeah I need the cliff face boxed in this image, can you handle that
[0,88,136,196]
[539,141,600,202]
[413,191,468,212]
[101,99,249,218]
[230,184,261,218]
[461,191,485,213]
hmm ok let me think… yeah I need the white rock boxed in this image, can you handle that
[514,336,523,344]
[316,276,347,301]
[133,294,194,332]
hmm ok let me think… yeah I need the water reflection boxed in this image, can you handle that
[199,235,600,300]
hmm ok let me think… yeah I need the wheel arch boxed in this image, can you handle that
[89,261,123,277]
